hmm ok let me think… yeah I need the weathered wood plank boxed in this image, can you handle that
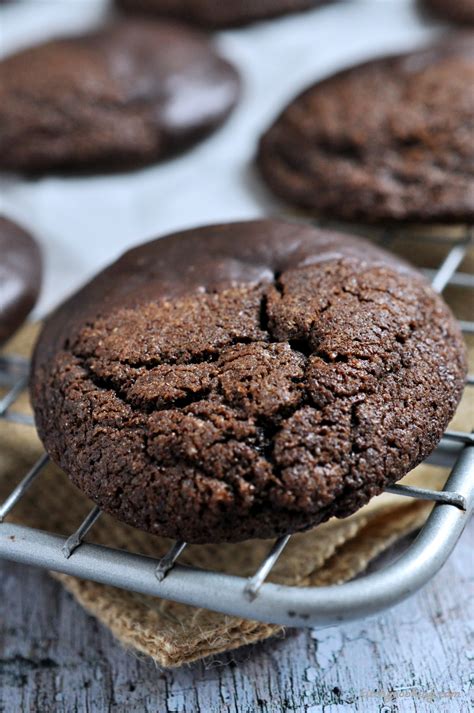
[1,518,472,712]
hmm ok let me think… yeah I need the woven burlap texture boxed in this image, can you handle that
[1,304,471,667]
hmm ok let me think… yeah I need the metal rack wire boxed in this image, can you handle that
[0,229,472,627]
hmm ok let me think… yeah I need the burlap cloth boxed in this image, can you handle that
[1,236,472,667]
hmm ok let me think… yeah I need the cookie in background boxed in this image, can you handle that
[257,34,474,224]
[0,20,240,173]
[421,0,474,24]
[115,0,336,28]
[0,217,42,346]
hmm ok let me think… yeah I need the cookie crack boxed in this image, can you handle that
[65,261,433,524]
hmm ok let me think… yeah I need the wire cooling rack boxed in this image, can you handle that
[0,228,473,628]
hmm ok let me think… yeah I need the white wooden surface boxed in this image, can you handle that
[0,518,472,712]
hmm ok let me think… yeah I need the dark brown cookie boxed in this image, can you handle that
[31,220,466,543]
[422,0,474,24]
[0,20,240,173]
[0,217,42,345]
[257,35,474,224]
[116,0,330,28]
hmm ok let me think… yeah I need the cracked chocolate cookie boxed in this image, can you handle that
[31,220,466,543]
[116,0,330,28]
[257,35,474,224]
[422,0,474,24]
[0,216,42,345]
[0,20,240,172]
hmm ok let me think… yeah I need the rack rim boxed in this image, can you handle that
[0,440,472,628]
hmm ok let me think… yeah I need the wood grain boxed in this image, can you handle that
[1,518,472,712]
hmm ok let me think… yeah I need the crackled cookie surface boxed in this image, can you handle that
[116,0,329,28]
[0,20,239,172]
[257,35,474,223]
[31,221,466,542]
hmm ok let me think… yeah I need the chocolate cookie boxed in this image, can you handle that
[0,20,240,172]
[257,35,474,223]
[0,217,42,345]
[116,0,329,28]
[31,220,466,543]
[422,0,474,24]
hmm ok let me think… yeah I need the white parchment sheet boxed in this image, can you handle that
[0,0,445,316]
